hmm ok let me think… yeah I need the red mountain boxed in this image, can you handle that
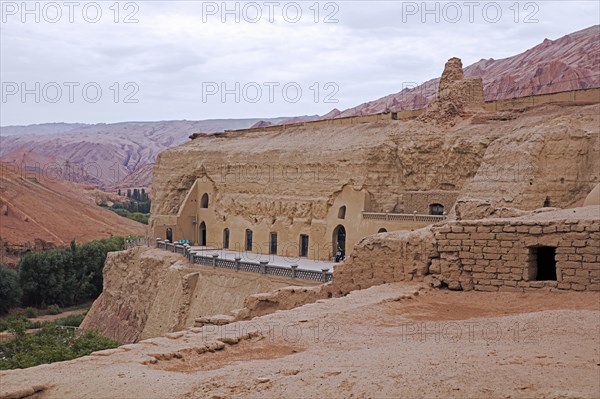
[330,25,599,118]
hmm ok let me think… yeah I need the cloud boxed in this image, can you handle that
[0,1,598,125]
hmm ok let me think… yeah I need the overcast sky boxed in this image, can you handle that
[0,1,598,126]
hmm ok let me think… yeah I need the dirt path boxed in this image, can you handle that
[28,308,88,324]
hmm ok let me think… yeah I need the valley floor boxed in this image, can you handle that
[1,284,598,399]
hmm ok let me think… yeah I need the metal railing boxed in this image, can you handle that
[154,239,333,283]
[362,212,446,223]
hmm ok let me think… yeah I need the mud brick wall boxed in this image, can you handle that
[430,219,600,292]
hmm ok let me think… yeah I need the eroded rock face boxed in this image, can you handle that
[439,57,465,91]
[80,247,314,343]
[417,57,485,125]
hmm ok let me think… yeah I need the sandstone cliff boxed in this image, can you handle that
[151,102,599,223]
[80,247,317,343]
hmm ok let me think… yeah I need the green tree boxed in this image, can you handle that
[0,266,22,314]
[18,237,125,308]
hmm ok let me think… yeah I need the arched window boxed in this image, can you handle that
[337,206,346,219]
[245,229,253,251]
[223,228,230,249]
[199,222,207,246]
[429,203,444,216]
[200,193,209,208]
[378,228,387,233]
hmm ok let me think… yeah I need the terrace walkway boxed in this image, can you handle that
[143,239,335,283]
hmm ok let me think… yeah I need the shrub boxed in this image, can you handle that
[24,307,37,318]
[46,305,61,315]
[0,266,22,314]
[53,313,86,327]
[0,324,119,370]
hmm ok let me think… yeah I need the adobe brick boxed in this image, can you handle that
[577,247,600,255]
[529,226,543,234]
[475,285,499,292]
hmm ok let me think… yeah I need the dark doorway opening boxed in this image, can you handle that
[199,222,207,246]
[429,203,444,215]
[270,232,278,255]
[300,234,309,257]
[166,228,173,243]
[333,225,346,258]
[223,228,230,249]
[378,228,387,233]
[245,229,253,251]
[530,246,557,281]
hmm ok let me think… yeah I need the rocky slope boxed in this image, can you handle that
[331,25,599,118]
[0,162,145,266]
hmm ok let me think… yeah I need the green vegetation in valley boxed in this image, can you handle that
[0,237,126,316]
[100,188,151,224]
[0,321,119,370]
[0,312,87,332]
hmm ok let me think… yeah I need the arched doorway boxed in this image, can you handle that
[378,228,387,233]
[199,222,207,246]
[429,203,444,215]
[223,228,230,249]
[333,225,346,258]
[166,228,173,243]
[245,229,253,251]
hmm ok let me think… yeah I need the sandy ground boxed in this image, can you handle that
[1,284,599,399]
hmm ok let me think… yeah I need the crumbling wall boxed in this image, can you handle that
[332,229,437,293]
[430,207,600,292]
